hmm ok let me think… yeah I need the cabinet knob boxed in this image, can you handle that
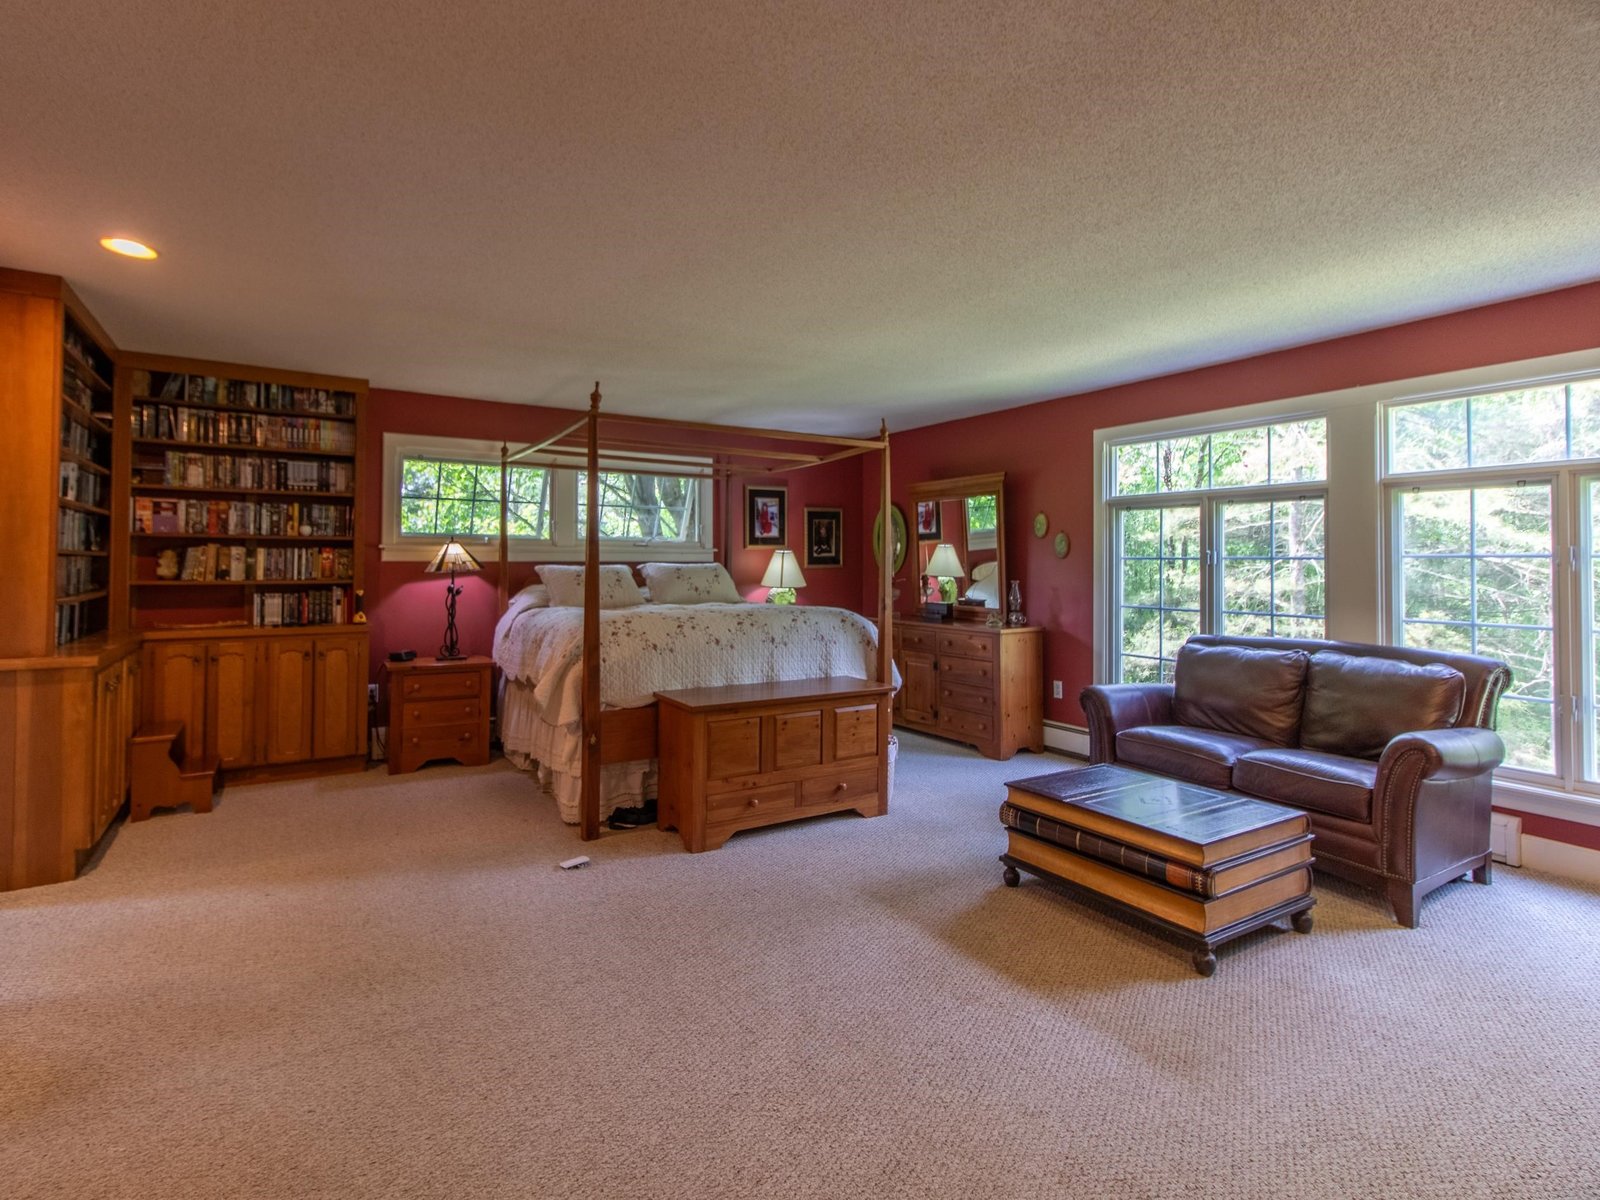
[459,732,473,743]
[747,797,761,807]
[302,651,311,660]
[835,781,848,793]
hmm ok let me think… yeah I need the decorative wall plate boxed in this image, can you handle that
[1054,531,1070,558]
[872,504,908,573]
[1033,511,1048,537]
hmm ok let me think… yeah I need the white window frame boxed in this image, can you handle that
[1091,346,1600,830]
[381,432,716,563]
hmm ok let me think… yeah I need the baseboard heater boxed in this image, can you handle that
[1489,812,1523,866]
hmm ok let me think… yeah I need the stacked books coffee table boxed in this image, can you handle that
[1000,764,1315,976]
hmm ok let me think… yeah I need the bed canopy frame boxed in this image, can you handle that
[496,384,895,840]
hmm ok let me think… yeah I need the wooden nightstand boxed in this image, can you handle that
[384,656,492,774]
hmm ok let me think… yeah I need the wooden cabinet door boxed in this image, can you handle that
[902,651,937,724]
[144,641,207,754]
[206,639,257,769]
[91,662,118,841]
[312,636,365,760]
[263,638,314,763]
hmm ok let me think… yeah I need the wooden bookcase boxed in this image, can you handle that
[120,352,372,782]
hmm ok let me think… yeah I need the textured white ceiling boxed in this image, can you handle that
[3,1,1598,433]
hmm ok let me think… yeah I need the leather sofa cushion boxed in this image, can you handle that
[1300,651,1465,760]
[1115,725,1278,790]
[1233,748,1378,822]
[1171,642,1310,745]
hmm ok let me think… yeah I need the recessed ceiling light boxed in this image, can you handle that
[99,236,158,260]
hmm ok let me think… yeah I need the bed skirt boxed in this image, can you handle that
[499,677,657,823]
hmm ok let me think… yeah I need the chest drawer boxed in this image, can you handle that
[399,723,483,763]
[706,780,797,824]
[402,697,483,728]
[938,681,993,715]
[939,655,994,686]
[938,706,994,743]
[799,763,880,809]
[937,629,996,661]
[897,624,938,654]
[398,671,483,701]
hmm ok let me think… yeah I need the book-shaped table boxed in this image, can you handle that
[1000,764,1315,975]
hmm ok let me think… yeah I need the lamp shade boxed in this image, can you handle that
[424,540,483,574]
[760,548,807,589]
[925,543,966,579]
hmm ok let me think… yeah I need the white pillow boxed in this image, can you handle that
[507,583,550,614]
[971,560,998,582]
[965,574,1001,606]
[638,562,742,604]
[536,564,646,609]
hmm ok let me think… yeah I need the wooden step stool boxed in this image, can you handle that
[129,723,221,821]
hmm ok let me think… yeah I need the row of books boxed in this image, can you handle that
[132,370,357,417]
[139,451,355,493]
[168,543,354,582]
[56,555,103,597]
[61,412,106,460]
[63,325,108,379]
[254,588,349,627]
[58,510,105,552]
[59,462,106,507]
[56,598,99,646]
[133,497,354,537]
[132,405,356,453]
[63,360,99,409]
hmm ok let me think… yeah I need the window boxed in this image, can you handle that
[399,458,551,539]
[1385,373,1600,785]
[381,434,713,562]
[1108,418,1327,682]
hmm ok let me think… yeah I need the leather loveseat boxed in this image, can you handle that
[1081,634,1511,927]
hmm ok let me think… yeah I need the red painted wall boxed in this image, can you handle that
[871,281,1600,730]
[362,390,870,675]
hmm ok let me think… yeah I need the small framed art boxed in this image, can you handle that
[916,499,941,540]
[746,486,787,547]
[804,507,843,568]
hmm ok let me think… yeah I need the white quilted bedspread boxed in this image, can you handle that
[493,602,893,727]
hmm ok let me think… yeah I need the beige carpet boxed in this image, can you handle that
[3,733,1597,1200]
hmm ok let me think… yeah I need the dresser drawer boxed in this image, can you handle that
[897,624,938,654]
[399,672,483,701]
[937,706,994,743]
[937,629,996,661]
[403,697,483,728]
[939,655,994,686]
[799,763,879,809]
[399,723,483,763]
[938,681,994,715]
[706,780,796,823]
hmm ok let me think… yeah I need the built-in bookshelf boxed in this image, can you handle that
[55,312,118,645]
[122,356,367,630]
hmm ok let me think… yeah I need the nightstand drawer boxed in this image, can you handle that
[403,697,483,728]
[399,672,483,701]
[399,723,483,764]
[937,629,996,661]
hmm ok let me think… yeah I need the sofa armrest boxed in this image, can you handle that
[1378,727,1506,782]
[1080,683,1175,763]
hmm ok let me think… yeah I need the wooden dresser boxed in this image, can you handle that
[385,656,492,774]
[892,622,1043,759]
[656,677,894,852]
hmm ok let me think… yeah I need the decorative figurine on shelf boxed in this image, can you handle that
[352,588,367,624]
[155,548,180,579]
[1007,579,1026,627]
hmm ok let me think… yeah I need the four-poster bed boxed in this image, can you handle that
[494,384,896,840]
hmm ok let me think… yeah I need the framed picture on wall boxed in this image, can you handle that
[804,507,843,568]
[746,486,787,547]
[916,498,941,540]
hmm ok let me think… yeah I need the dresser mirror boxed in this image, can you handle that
[908,472,1006,620]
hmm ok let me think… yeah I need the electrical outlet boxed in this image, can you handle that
[1052,680,1063,700]
[367,683,379,704]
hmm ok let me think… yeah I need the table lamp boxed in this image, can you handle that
[923,542,966,619]
[424,539,483,659]
[761,548,807,604]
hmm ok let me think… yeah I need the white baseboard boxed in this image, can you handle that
[1043,721,1089,758]
[1520,835,1600,886]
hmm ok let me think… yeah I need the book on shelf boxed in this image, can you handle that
[132,403,355,452]
[252,586,348,627]
[1004,766,1310,867]
[998,802,1313,899]
[131,370,356,416]
[168,543,352,582]
[134,450,354,493]
[1004,828,1313,935]
[131,495,352,536]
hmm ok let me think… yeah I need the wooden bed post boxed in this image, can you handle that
[878,421,893,687]
[580,384,603,841]
[497,441,510,616]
